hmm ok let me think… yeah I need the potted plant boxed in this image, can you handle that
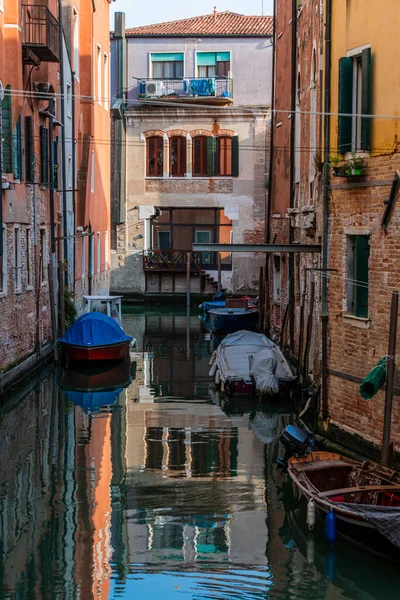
[329,154,347,177]
[346,153,366,176]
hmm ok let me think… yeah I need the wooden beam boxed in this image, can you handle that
[192,243,321,253]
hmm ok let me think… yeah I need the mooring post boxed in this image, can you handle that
[186,251,191,308]
[382,290,399,467]
[217,253,221,293]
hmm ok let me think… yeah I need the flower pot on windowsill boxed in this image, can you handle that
[333,167,365,178]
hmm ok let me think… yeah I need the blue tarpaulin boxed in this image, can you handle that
[64,388,123,410]
[59,312,132,347]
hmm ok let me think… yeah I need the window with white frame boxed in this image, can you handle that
[40,228,47,282]
[97,232,101,273]
[273,255,281,302]
[81,231,86,279]
[104,53,109,109]
[97,45,102,104]
[91,150,95,193]
[196,52,230,78]
[0,225,7,294]
[14,226,21,292]
[151,53,184,78]
[73,7,79,79]
[26,228,32,287]
[104,230,109,271]
[338,48,372,153]
[89,235,94,277]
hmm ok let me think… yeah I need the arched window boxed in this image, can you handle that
[146,136,163,176]
[312,49,317,84]
[192,136,208,177]
[216,136,232,176]
[170,136,186,177]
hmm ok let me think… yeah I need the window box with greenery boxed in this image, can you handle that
[329,154,366,177]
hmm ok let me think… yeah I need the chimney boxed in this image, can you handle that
[213,6,217,21]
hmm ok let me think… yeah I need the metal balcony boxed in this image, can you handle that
[22,5,60,64]
[138,78,233,105]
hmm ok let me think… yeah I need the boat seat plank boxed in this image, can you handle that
[292,460,352,472]
[319,484,400,498]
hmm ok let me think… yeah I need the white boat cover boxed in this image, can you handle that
[210,330,295,396]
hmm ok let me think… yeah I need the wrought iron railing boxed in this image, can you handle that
[22,5,60,63]
[143,250,222,271]
[138,77,233,101]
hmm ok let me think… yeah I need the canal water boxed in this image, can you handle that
[0,308,399,599]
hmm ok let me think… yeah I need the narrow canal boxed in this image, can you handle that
[0,308,399,599]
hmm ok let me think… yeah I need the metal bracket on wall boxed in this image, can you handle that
[381,170,400,232]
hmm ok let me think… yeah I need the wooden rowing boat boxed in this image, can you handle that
[288,451,400,560]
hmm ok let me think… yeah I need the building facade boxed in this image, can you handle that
[110,10,273,298]
[0,0,111,388]
[268,0,324,385]
[326,0,400,451]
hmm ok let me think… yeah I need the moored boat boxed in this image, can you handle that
[287,450,400,560]
[208,306,258,333]
[58,312,133,363]
[209,330,296,396]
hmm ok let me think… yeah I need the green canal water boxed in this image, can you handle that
[0,308,399,599]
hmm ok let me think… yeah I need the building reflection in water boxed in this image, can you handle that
[117,309,268,577]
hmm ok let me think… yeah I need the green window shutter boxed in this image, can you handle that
[338,57,353,153]
[207,136,216,176]
[25,116,34,183]
[40,125,48,186]
[361,48,372,151]
[2,86,12,173]
[197,52,216,66]
[216,52,230,62]
[150,53,184,62]
[231,135,239,177]
[354,235,370,318]
[13,116,23,180]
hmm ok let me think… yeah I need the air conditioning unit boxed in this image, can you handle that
[145,81,164,97]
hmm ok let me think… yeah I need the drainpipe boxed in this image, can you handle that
[48,100,58,336]
[58,1,68,286]
[288,0,297,352]
[321,0,332,420]
[88,222,93,295]
[71,73,76,293]
[265,0,276,335]
[114,12,126,225]
[0,92,3,260]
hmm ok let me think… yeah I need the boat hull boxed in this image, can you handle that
[60,340,131,362]
[209,309,258,333]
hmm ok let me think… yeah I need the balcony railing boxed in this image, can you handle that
[143,250,231,271]
[138,78,233,103]
[22,5,60,63]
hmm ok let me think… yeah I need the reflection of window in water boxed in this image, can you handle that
[191,430,238,477]
[195,526,228,555]
[151,523,184,551]
[167,428,186,471]
[145,428,164,470]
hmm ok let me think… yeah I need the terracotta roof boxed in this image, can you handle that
[125,11,273,37]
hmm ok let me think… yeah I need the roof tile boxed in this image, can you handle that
[125,11,273,37]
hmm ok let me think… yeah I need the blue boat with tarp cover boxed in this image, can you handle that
[58,312,132,363]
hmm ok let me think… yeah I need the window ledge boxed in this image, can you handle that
[342,313,371,328]
[15,288,22,295]
[0,291,7,299]
[26,285,33,292]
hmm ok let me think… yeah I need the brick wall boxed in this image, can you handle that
[327,153,400,448]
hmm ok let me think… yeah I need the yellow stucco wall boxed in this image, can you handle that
[330,0,400,155]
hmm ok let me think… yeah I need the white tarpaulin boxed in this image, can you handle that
[210,330,295,396]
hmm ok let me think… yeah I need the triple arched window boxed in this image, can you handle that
[146,134,239,177]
